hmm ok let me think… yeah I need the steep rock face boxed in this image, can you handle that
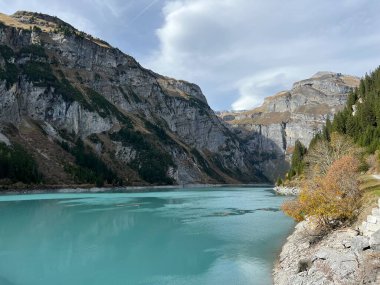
[0,11,264,186]
[219,72,360,180]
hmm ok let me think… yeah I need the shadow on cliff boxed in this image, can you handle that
[233,127,290,183]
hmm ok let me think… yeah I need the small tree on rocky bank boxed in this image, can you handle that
[287,140,307,179]
[282,155,362,229]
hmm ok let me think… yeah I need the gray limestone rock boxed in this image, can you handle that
[0,11,266,185]
[351,236,370,252]
[219,72,360,181]
[369,230,380,251]
[273,221,377,285]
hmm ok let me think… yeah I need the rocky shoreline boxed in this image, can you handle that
[273,186,300,196]
[273,199,380,284]
[0,183,272,195]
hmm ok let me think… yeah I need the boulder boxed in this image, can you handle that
[369,229,380,251]
[367,215,377,224]
[351,236,370,252]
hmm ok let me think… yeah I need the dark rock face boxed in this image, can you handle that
[0,11,265,186]
[219,72,360,180]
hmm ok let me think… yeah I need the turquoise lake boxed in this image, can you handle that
[0,187,294,285]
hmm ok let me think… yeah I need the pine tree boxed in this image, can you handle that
[288,140,307,179]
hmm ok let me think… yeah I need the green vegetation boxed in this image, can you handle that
[309,118,333,149]
[0,142,42,184]
[61,139,121,186]
[110,127,174,184]
[88,134,102,145]
[75,71,84,83]
[330,67,380,153]
[0,63,18,88]
[23,61,55,83]
[118,86,142,103]
[23,61,90,108]
[287,140,307,179]
[144,121,174,145]
[211,153,233,176]
[0,44,90,108]
[86,88,133,126]
[282,67,380,229]
[190,148,222,181]
[187,97,210,116]
[19,44,46,59]
[0,45,15,60]
[94,73,101,81]
[54,25,75,36]
[56,78,90,107]
[283,149,362,229]
[0,45,19,88]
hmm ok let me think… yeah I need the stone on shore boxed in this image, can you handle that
[369,230,380,251]
[273,186,300,196]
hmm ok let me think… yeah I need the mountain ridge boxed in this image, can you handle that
[0,11,266,187]
[218,72,360,180]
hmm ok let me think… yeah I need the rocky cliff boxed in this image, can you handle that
[219,72,360,181]
[0,11,265,187]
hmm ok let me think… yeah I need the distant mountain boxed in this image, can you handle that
[218,72,360,180]
[0,11,265,187]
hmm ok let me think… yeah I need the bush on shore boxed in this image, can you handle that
[283,155,361,228]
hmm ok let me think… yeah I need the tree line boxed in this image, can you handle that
[282,67,380,230]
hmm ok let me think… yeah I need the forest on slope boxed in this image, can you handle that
[282,66,380,228]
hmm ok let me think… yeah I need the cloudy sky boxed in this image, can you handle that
[1,0,379,111]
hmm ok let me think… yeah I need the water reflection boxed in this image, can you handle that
[0,188,294,285]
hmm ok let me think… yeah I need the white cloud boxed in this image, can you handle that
[0,0,164,58]
[1,0,379,111]
[233,70,295,110]
[144,0,380,110]
[0,0,100,36]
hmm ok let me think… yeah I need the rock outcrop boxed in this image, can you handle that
[273,186,300,196]
[274,199,380,285]
[359,198,380,248]
[219,72,360,181]
[0,11,265,187]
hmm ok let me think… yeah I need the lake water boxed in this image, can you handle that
[0,187,294,285]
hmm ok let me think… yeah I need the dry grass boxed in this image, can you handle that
[157,78,189,99]
[235,91,291,116]
[341,76,360,88]
[231,111,291,125]
[359,175,380,197]
[91,39,110,48]
[295,103,332,116]
[0,12,111,49]
[354,174,380,226]
[0,13,54,32]
[266,90,290,100]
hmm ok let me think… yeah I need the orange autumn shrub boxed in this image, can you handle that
[282,155,361,229]
[281,199,304,222]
